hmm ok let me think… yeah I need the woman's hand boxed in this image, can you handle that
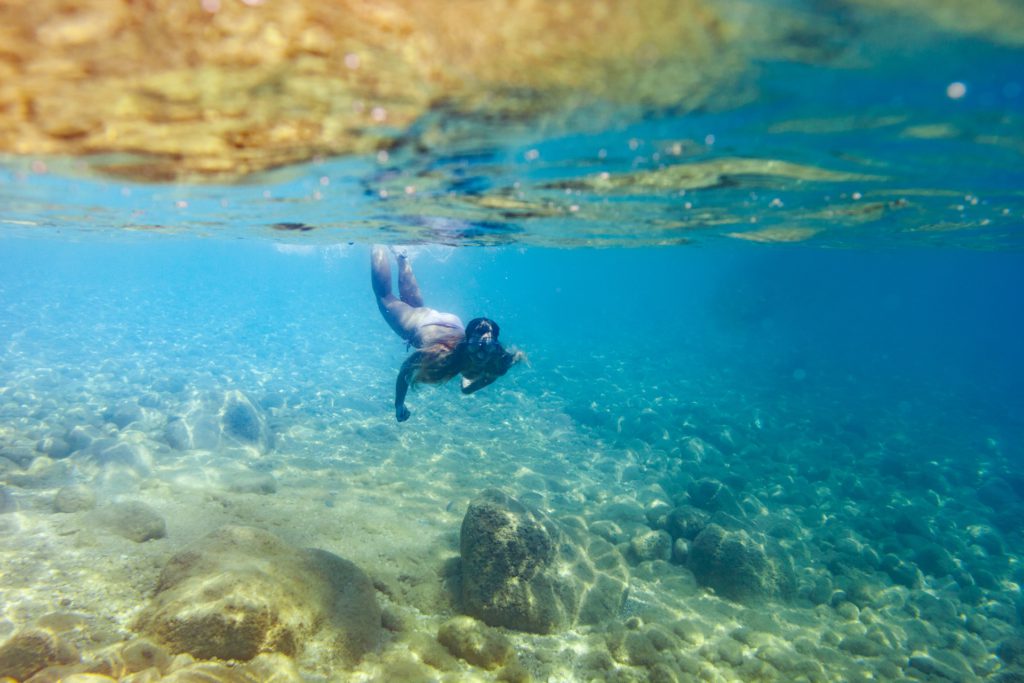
[510,348,530,368]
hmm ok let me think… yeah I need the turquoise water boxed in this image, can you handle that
[2,17,1024,683]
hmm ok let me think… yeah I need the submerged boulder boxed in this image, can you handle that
[36,435,72,459]
[458,489,628,633]
[64,425,98,454]
[665,506,709,541]
[880,553,924,589]
[53,484,97,513]
[164,390,272,454]
[93,440,154,474]
[164,413,220,451]
[94,500,166,542]
[629,529,672,563]
[105,400,145,429]
[221,390,271,450]
[688,524,792,602]
[135,525,380,665]
[0,628,79,680]
[686,478,744,517]
[460,489,575,633]
[0,439,38,467]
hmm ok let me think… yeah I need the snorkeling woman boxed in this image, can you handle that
[371,245,524,422]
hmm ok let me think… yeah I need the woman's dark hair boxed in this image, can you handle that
[411,337,463,385]
[465,317,500,339]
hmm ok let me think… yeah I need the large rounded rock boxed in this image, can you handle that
[95,501,166,542]
[165,391,272,454]
[36,436,72,459]
[977,478,1020,510]
[0,628,79,680]
[629,529,672,563]
[665,506,709,541]
[459,489,580,634]
[135,525,380,665]
[105,400,145,429]
[687,478,744,517]
[164,413,220,451]
[64,425,97,454]
[880,553,924,589]
[688,524,792,602]
[54,484,97,513]
[221,390,272,452]
[997,637,1024,666]
[92,441,154,475]
[0,440,38,467]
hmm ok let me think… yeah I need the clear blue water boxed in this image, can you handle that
[3,239,1020,453]
[2,12,1024,683]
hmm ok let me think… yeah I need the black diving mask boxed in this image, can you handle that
[469,336,497,358]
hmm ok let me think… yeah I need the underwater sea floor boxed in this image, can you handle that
[0,245,1021,683]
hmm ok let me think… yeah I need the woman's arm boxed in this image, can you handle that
[461,374,499,394]
[394,352,422,422]
[460,347,522,394]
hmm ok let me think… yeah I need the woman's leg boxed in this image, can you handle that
[371,245,420,341]
[396,252,425,307]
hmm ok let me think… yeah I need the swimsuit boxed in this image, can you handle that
[410,314,464,348]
